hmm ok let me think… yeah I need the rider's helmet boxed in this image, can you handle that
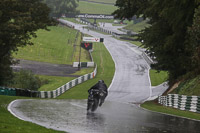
[98,80,104,84]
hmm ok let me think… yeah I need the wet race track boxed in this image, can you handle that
[8,20,200,132]
[9,99,200,133]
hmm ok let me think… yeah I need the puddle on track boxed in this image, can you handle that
[9,99,200,133]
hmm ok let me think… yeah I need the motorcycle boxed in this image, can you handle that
[87,89,106,112]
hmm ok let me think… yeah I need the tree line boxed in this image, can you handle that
[0,0,79,87]
[113,0,200,84]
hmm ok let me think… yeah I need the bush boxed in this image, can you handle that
[10,70,48,91]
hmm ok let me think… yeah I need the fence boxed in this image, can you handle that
[0,65,97,98]
[88,25,114,35]
[40,65,97,98]
[158,94,200,113]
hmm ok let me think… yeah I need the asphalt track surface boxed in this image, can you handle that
[9,20,200,133]
[11,59,80,77]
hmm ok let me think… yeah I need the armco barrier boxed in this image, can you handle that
[39,65,97,98]
[158,94,200,113]
[0,65,97,98]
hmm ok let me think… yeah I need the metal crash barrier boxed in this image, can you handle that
[158,94,200,113]
[0,64,97,98]
[0,87,40,97]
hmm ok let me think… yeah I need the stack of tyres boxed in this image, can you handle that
[8,88,16,96]
[0,86,40,98]
[30,91,40,98]
[0,87,5,95]
[16,88,31,97]
[0,87,16,96]
[15,88,39,97]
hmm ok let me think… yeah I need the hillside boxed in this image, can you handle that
[77,1,117,14]
[169,75,200,96]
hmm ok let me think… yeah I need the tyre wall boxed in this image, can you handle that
[158,94,200,113]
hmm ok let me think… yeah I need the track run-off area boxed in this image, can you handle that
[8,20,200,133]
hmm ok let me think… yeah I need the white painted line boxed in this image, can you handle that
[70,102,86,109]
[104,40,116,92]
[8,100,26,121]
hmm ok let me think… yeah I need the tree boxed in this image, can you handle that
[43,0,79,18]
[113,0,200,83]
[0,0,55,85]
[188,4,200,75]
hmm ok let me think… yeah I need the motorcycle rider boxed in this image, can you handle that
[87,80,108,108]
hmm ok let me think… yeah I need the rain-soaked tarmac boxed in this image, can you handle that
[9,99,200,133]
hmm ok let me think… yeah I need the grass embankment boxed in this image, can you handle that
[14,26,90,65]
[80,0,116,4]
[150,70,168,86]
[38,75,75,91]
[123,20,150,33]
[171,75,200,96]
[77,1,117,14]
[58,42,115,99]
[0,95,64,133]
[14,26,77,64]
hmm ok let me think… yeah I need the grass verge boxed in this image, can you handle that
[123,20,150,33]
[37,68,94,91]
[150,69,168,86]
[171,75,200,96]
[14,26,76,64]
[141,100,200,120]
[57,42,115,99]
[38,75,75,91]
[0,95,63,133]
[80,0,116,4]
[77,1,117,14]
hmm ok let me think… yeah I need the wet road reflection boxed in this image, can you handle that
[9,99,200,133]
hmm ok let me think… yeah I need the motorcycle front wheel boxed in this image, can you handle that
[91,98,99,112]
[87,99,93,111]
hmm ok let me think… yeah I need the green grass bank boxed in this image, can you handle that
[14,26,77,64]
[77,1,117,14]
[80,0,116,4]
